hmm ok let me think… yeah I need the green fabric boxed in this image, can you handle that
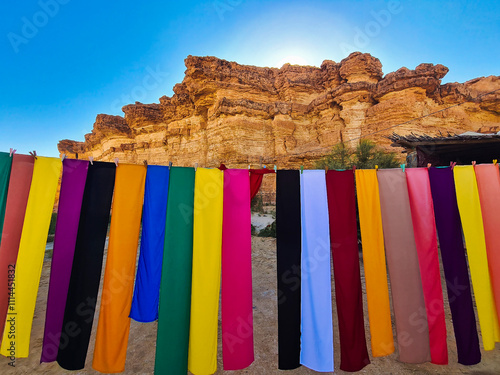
[0,152,13,244]
[155,167,195,375]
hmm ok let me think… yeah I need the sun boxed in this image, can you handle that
[275,55,311,67]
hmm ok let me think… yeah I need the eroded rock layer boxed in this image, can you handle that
[58,53,500,202]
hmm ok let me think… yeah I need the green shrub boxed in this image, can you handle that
[315,139,400,170]
[48,212,57,235]
[251,194,264,213]
[258,221,276,238]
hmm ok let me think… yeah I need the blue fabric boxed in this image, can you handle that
[130,165,170,322]
[299,170,334,372]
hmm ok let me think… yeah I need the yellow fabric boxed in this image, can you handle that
[355,169,394,357]
[92,164,146,373]
[188,168,224,375]
[0,157,61,358]
[453,165,500,350]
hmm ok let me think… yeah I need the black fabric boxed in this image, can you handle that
[276,170,301,370]
[56,161,116,370]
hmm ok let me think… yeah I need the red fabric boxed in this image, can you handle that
[0,154,34,339]
[406,168,448,365]
[326,170,370,371]
[249,169,274,200]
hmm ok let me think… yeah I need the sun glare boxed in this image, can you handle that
[275,55,311,67]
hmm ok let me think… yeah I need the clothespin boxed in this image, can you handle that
[9,148,16,157]
[300,165,304,174]
[472,161,476,167]
[248,165,251,170]
[89,156,94,165]
[494,159,498,166]
[168,161,172,169]
[352,165,356,171]
[114,158,119,166]
[375,165,379,171]
[259,156,263,169]
[450,161,456,170]
[400,164,406,173]
[274,165,277,172]
[29,150,37,159]
[195,162,198,171]
[427,163,431,169]
[61,154,66,161]
[325,165,328,173]
[143,160,148,167]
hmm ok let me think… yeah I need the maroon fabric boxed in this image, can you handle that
[326,170,370,372]
[249,169,274,200]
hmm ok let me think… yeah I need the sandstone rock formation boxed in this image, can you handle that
[58,52,500,201]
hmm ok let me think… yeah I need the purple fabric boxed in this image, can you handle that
[428,167,481,365]
[40,159,89,363]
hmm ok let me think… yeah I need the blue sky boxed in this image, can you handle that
[0,0,499,156]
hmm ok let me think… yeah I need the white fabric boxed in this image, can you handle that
[299,170,334,372]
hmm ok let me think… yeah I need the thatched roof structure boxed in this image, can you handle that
[389,132,500,166]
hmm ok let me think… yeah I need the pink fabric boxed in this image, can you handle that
[406,168,448,364]
[475,164,500,321]
[221,169,254,370]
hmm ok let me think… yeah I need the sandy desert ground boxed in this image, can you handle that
[0,237,500,374]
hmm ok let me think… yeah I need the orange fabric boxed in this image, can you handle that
[92,164,146,373]
[355,169,394,357]
[475,164,500,322]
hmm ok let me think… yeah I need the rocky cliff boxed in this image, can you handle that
[58,52,500,201]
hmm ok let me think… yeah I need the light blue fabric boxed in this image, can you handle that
[299,170,334,372]
[130,165,169,322]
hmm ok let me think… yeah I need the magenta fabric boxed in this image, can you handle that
[406,168,448,365]
[221,169,254,370]
[40,159,89,362]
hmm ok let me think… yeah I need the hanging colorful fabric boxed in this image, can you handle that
[93,164,146,373]
[475,164,500,323]
[275,170,301,370]
[453,165,500,351]
[57,161,116,370]
[0,154,33,341]
[130,165,170,323]
[428,167,480,365]
[354,169,393,358]
[40,159,89,363]
[0,156,61,358]
[222,169,254,370]
[406,168,448,365]
[299,170,334,372]
[0,152,13,243]
[188,168,224,375]
[377,169,431,364]
[155,167,195,375]
[326,170,369,371]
